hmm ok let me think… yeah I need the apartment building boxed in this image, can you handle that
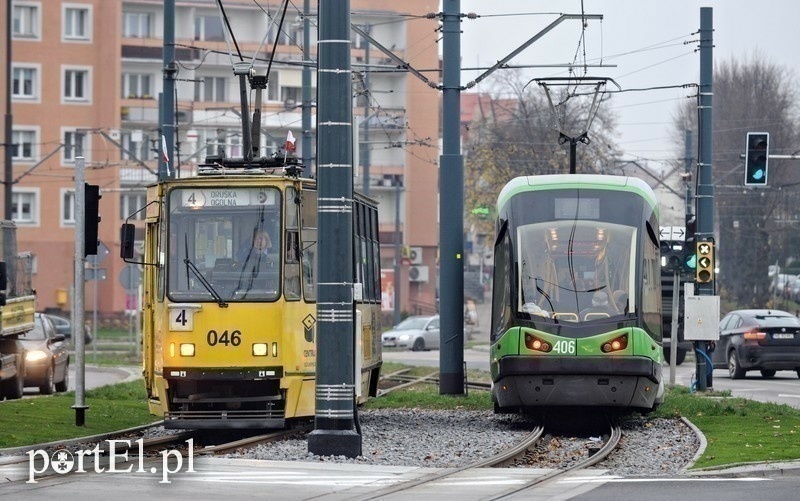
[2,0,440,318]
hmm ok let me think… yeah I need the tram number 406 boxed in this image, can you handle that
[206,330,242,347]
[551,340,576,355]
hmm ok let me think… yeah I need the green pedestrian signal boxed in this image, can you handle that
[744,132,769,186]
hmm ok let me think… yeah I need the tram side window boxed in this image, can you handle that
[354,202,363,295]
[369,207,381,303]
[491,223,512,341]
[301,189,317,301]
[284,186,301,300]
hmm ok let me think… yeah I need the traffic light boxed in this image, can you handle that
[744,132,769,186]
[696,239,714,283]
[660,240,683,272]
[85,183,101,256]
[683,214,697,272]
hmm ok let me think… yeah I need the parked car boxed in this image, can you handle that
[381,315,440,351]
[712,309,800,380]
[19,313,70,394]
[44,313,92,345]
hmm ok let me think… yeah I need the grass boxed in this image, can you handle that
[652,386,800,469]
[0,381,154,449]
[5,363,800,471]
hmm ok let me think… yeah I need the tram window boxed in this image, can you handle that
[285,186,298,229]
[369,207,380,302]
[301,190,317,302]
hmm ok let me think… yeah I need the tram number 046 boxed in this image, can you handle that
[207,330,242,347]
[551,340,576,355]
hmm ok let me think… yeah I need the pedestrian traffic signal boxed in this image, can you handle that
[683,214,697,272]
[696,240,714,283]
[744,132,769,186]
[85,183,101,256]
[661,240,683,272]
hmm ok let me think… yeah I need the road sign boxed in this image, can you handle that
[85,268,107,281]
[659,226,686,241]
[119,263,141,292]
[86,241,110,266]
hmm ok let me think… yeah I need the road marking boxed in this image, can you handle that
[777,394,800,399]
[560,475,771,483]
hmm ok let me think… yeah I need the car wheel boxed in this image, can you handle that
[728,350,745,379]
[412,338,425,352]
[2,354,25,400]
[760,369,776,378]
[39,364,55,395]
[55,363,69,393]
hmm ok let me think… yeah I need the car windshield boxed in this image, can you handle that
[19,318,46,340]
[395,317,430,330]
[754,314,800,327]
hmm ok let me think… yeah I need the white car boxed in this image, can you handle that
[381,315,440,351]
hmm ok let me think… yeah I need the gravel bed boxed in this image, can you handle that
[230,409,700,476]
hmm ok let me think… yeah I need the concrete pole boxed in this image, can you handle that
[72,157,88,425]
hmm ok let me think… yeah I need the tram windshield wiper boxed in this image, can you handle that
[184,234,228,307]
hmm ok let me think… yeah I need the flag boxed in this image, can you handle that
[161,135,170,163]
[285,131,296,152]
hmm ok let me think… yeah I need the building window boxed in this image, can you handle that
[121,130,153,161]
[64,5,91,41]
[64,68,91,102]
[62,189,76,225]
[12,66,37,99]
[194,15,224,42]
[64,130,87,163]
[122,11,153,38]
[12,190,38,225]
[121,193,147,221]
[13,3,39,38]
[194,77,227,102]
[122,73,153,99]
[11,130,36,161]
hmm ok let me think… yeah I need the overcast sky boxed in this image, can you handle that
[456,0,799,169]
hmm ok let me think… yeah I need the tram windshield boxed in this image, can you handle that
[166,187,283,302]
[517,220,637,322]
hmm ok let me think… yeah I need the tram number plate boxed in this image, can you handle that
[170,308,194,331]
[552,340,576,355]
[773,333,794,339]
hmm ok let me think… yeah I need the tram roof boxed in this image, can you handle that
[496,174,658,216]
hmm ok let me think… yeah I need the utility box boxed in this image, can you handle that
[683,295,720,341]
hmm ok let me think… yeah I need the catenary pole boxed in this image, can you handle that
[439,0,465,395]
[160,0,176,181]
[302,0,313,176]
[72,158,88,425]
[694,7,714,391]
[308,0,360,458]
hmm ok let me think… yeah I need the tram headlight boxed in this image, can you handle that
[180,343,195,357]
[524,333,552,353]
[253,343,268,356]
[601,334,628,353]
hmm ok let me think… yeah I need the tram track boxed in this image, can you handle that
[345,418,621,501]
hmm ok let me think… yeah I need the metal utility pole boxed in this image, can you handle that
[439,0,465,395]
[72,158,88,425]
[360,24,370,196]
[160,0,176,181]
[301,0,313,176]
[694,7,714,391]
[308,0,360,458]
[393,179,401,326]
[4,0,13,220]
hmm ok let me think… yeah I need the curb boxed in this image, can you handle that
[687,460,800,478]
[679,416,707,472]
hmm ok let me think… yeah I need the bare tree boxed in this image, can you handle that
[672,55,800,307]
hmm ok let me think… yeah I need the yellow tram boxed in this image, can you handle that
[121,160,382,429]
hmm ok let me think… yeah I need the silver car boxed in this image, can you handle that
[381,315,440,351]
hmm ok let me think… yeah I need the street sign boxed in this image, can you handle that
[86,241,110,266]
[119,263,141,292]
[85,268,107,281]
[658,226,686,241]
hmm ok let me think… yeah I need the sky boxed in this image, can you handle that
[456,0,800,170]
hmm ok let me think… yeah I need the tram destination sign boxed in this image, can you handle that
[179,188,277,208]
